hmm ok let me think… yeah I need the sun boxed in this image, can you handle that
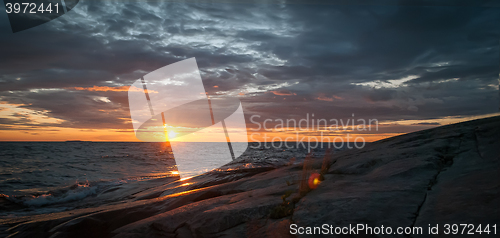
[168,130,177,139]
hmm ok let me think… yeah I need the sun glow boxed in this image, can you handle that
[168,131,177,139]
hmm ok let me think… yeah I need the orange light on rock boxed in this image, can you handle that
[308,173,321,189]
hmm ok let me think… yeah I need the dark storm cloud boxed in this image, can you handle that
[0,1,498,131]
[412,122,440,126]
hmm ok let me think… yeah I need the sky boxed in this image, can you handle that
[0,0,499,142]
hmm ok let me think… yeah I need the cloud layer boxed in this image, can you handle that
[0,1,498,137]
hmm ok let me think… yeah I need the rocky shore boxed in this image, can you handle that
[1,116,499,238]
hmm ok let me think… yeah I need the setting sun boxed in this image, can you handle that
[168,131,177,139]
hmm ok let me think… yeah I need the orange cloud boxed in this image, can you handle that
[67,86,130,92]
[67,86,158,94]
[67,85,160,94]
[316,94,343,101]
[271,90,296,96]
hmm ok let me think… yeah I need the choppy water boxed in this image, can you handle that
[0,142,177,196]
[0,141,350,217]
[0,142,237,217]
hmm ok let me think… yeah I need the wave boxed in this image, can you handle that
[25,184,98,207]
[2,174,177,210]
[3,181,97,208]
